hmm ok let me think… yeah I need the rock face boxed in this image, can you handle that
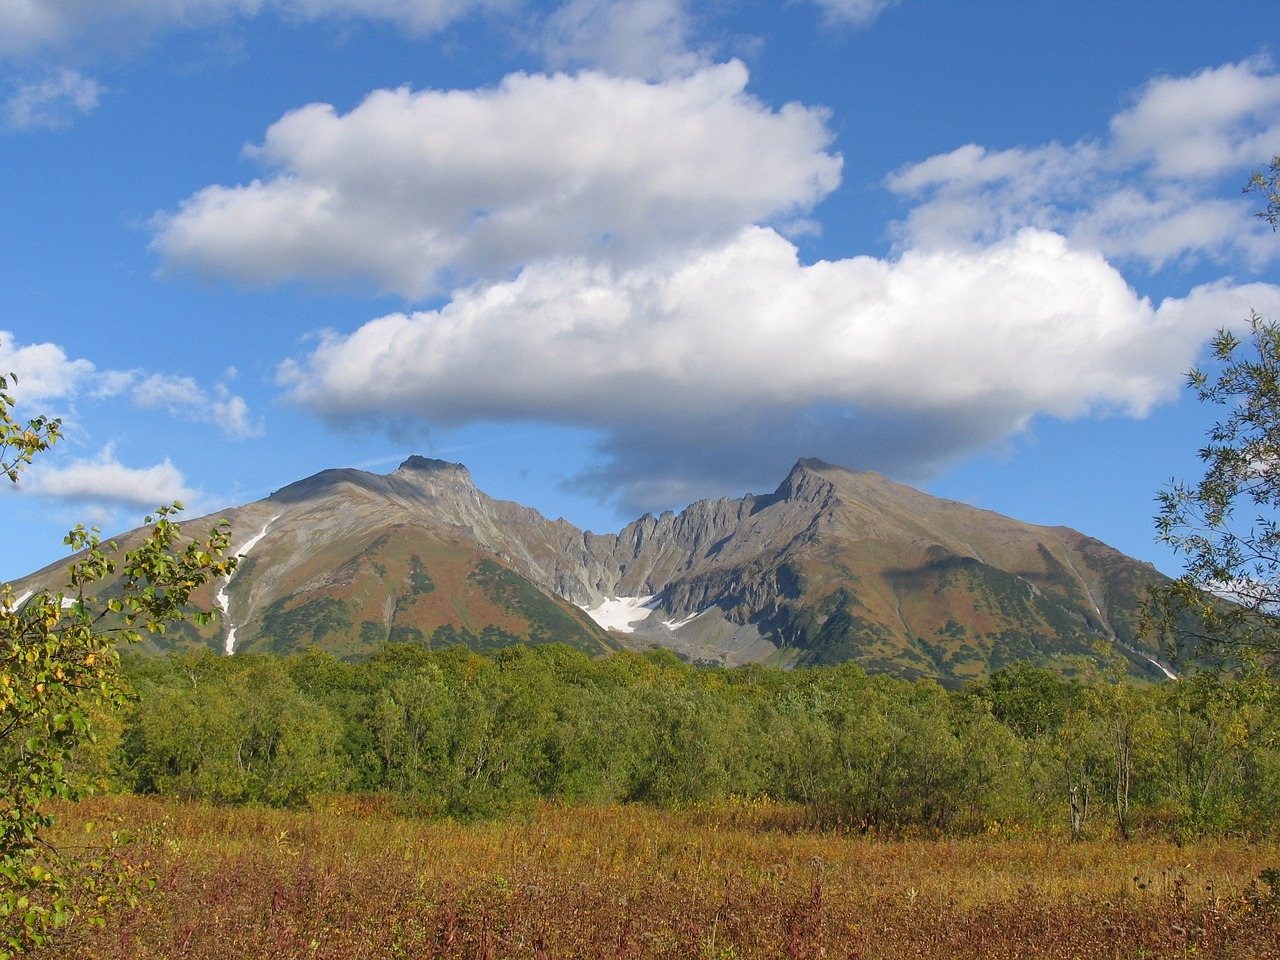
[11,456,1174,681]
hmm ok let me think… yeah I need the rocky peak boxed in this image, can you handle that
[389,456,478,500]
[752,458,841,513]
[396,456,471,478]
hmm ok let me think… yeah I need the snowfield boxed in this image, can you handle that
[579,596,711,634]
[579,596,659,633]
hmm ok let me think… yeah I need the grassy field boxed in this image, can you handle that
[36,795,1280,959]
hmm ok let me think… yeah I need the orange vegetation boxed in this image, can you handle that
[40,795,1280,960]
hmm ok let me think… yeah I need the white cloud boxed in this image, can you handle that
[152,61,842,298]
[132,373,263,439]
[3,68,103,129]
[284,0,516,33]
[281,225,1280,511]
[22,446,198,510]
[150,56,1280,514]
[887,58,1280,270]
[0,334,95,404]
[133,373,206,410]
[210,388,262,439]
[1108,58,1280,179]
[539,0,705,79]
[0,0,506,59]
[0,336,259,439]
[0,0,719,75]
[89,369,140,400]
[807,0,897,27]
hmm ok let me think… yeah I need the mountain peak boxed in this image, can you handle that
[396,456,470,478]
[266,457,473,505]
[794,456,839,473]
[790,457,884,483]
[761,457,841,507]
[268,466,381,503]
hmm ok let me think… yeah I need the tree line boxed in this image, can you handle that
[102,642,1280,839]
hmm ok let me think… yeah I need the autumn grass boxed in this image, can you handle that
[35,794,1280,959]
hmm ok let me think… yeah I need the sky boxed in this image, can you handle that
[1,0,1279,583]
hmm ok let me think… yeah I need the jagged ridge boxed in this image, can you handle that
[10,456,1173,681]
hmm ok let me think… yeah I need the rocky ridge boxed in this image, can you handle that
[11,456,1173,682]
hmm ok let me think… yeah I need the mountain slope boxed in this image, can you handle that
[10,456,1173,680]
[565,458,1171,680]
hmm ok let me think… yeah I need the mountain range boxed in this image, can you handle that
[12,456,1176,683]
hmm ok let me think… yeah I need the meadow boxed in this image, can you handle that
[37,795,1280,960]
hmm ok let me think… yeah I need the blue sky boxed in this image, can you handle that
[1,0,1278,583]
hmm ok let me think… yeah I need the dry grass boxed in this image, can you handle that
[35,795,1280,959]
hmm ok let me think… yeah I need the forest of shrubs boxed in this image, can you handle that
[104,642,1280,839]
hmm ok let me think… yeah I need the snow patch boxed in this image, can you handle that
[12,591,32,609]
[1116,638,1179,681]
[218,517,278,655]
[580,595,659,633]
[663,607,711,630]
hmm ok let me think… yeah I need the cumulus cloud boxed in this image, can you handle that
[157,55,1280,515]
[0,335,259,439]
[284,0,517,33]
[1108,58,1280,179]
[887,58,1280,269]
[132,373,264,439]
[151,61,842,297]
[0,335,95,404]
[281,225,1280,512]
[132,373,206,410]
[21,445,198,510]
[807,0,897,27]
[3,68,102,129]
[0,0,507,59]
[539,0,705,79]
[1,0,724,79]
[0,0,880,77]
